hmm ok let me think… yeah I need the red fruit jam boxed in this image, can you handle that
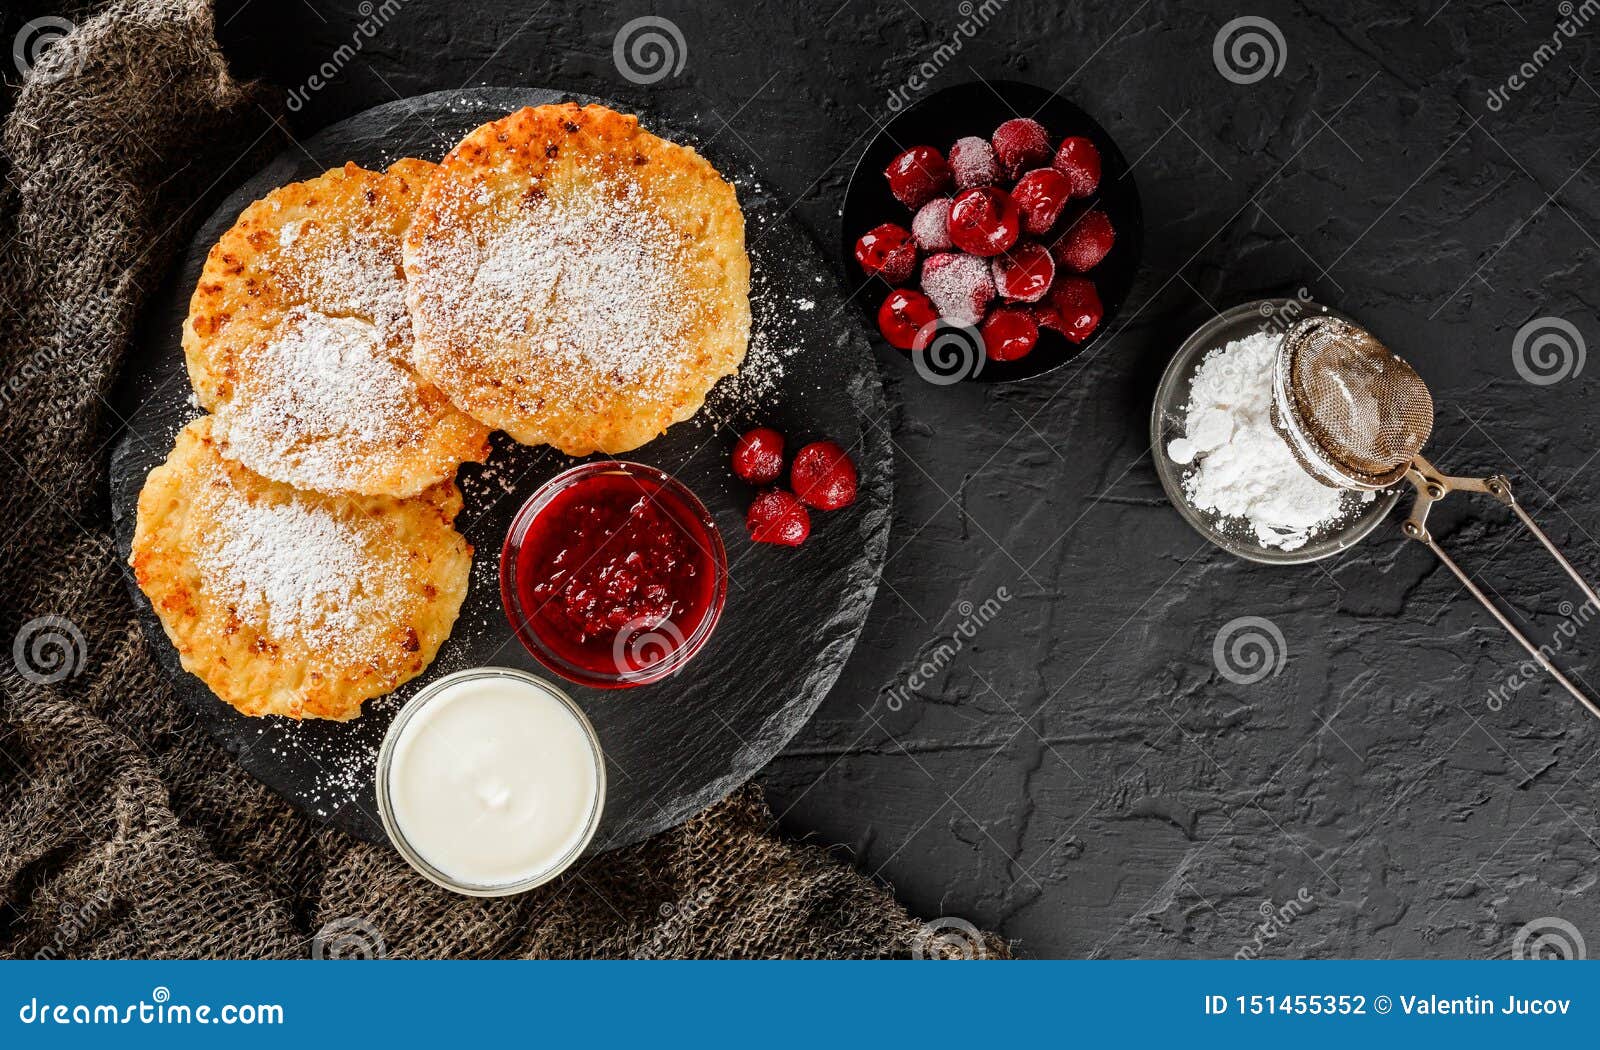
[501,462,727,688]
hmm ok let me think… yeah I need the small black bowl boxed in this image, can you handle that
[840,79,1143,384]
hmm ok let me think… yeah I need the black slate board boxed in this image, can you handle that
[107,87,892,852]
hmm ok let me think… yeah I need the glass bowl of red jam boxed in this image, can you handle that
[500,461,728,689]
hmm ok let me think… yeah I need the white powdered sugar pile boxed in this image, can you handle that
[213,308,418,488]
[1167,330,1369,551]
[196,485,377,657]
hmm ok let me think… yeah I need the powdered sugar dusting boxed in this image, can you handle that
[196,482,385,659]
[416,176,693,396]
[699,257,811,418]
[273,219,411,351]
[949,136,1001,189]
[212,308,424,490]
[912,197,954,251]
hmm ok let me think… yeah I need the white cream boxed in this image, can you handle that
[384,671,602,890]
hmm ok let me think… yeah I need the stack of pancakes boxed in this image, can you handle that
[132,103,751,721]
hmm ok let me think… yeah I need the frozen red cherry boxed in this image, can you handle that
[947,186,1020,257]
[1052,209,1115,272]
[911,198,953,251]
[1050,277,1103,343]
[884,146,952,209]
[981,307,1040,362]
[790,440,858,511]
[1052,136,1102,198]
[747,489,811,546]
[877,289,939,350]
[948,135,1002,189]
[854,223,918,284]
[992,118,1052,177]
[1010,167,1072,236]
[920,252,995,327]
[990,241,1055,303]
[732,427,785,485]
[1031,299,1064,335]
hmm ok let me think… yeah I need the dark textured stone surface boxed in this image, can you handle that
[210,0,1600,957]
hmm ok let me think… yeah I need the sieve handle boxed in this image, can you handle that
[1401,455,1600,722]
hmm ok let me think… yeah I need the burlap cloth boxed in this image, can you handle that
[0,0,1008,960]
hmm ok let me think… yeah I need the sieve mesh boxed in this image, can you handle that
[1272,317,1434,489]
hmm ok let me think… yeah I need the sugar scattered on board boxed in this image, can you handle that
[1168,330,1370,551]
[699,251,807,419]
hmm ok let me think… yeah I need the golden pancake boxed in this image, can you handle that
[402,103,751,454]
[184,159,489,498]
[131,417,472,721]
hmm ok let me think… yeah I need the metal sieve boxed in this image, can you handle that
[1271,317,1433,489]
[1270,316,1600,722]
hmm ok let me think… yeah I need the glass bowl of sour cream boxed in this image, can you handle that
[376,667,606,896]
